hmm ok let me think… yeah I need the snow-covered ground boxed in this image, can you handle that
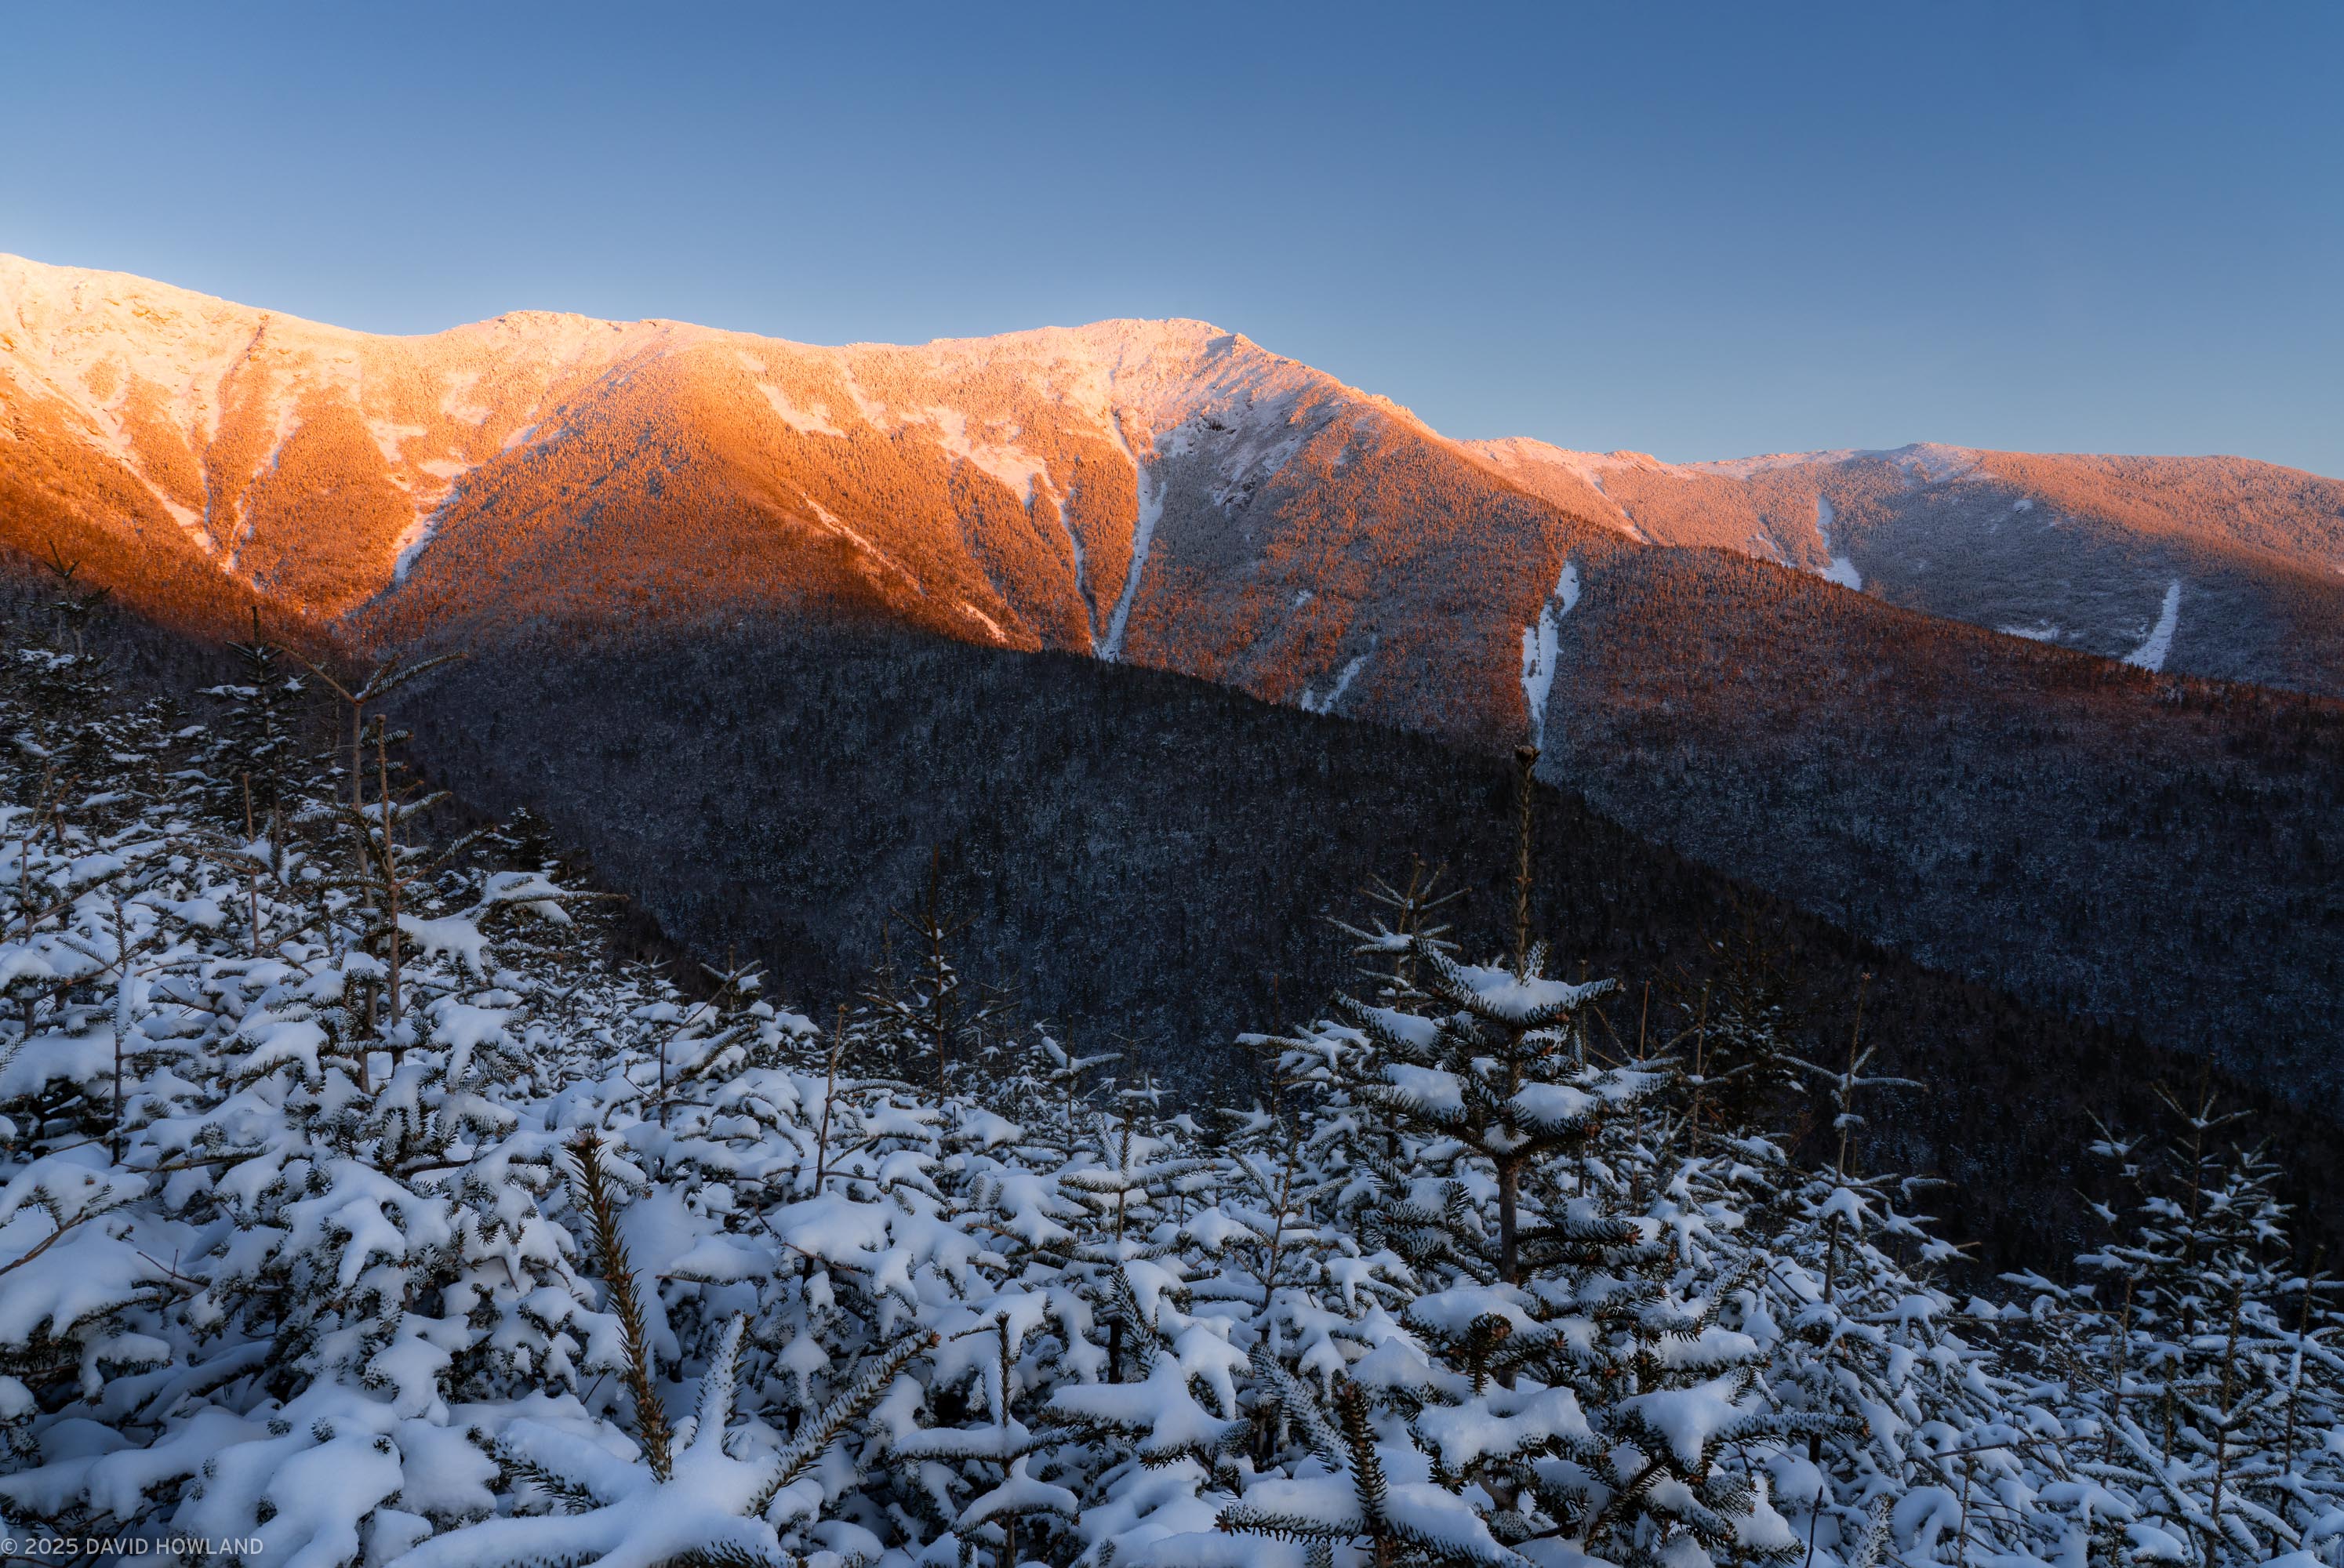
[2124,579,2184,672]
[1815,494,1862,590]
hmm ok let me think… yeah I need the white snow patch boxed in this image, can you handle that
[756,382,845,438]
[1300,644,1372,715]
[957,602,1006,641]
[387,442,489,582]
[500,422,563,454]
[438,371,492,425]
[1099,412,1161,662]
[1620,1374,1763,1471]
[1519,560,1580,747]
[16,358,222,550]
[1447,959,1612,1022]
[2123,580,2182,672]
[365,419,427,468]
[2011,497,2034,512]
[398,913,490,976]
[389,522,435,583]
[1998,621,2064,643]
[910,406,1085,643]
[798,492,878,554]
[391,466,480,584]
[150,492,209,545]
[794,489,920,592]
[1813,495,1862,590]
[838,366,896,431]
[921,407,1063,509]
[391,522,437,584]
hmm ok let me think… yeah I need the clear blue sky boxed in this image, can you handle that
[6,2,2339,474]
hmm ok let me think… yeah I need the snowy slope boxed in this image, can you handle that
[7,252,2342,753]
[1460,434,2344,694]
[0,255,1596,749]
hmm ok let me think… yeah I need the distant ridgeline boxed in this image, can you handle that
[0,583,2338,1566]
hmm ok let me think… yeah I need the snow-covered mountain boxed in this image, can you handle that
[2,256,1597,745]
[1465,437,2344,694]
[7,256,2340,1111]
[6,252,2342,758]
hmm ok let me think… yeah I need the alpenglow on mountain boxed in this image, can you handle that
[5,251,2342,1189]
[5,252,2342,748]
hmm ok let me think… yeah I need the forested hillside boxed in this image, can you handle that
[391,622,2344,1269]
[9,258,2342,1106]
[1543,549,2344,1091]
[1466,440,2344,696]
[0,589,2338,1566]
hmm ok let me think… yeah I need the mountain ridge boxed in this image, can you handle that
[1463,434,2344,691]
[4,250,1598,750]
[8,250,2340,707]
[5,254,2340,1102]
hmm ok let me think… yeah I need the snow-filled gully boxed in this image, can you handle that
[1099,409,1160,662]
[1519,559,1581,748]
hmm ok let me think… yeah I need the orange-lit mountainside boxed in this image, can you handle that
[7,252,2342,753]
[2,254,1578,750]
[5,255,2341,1097]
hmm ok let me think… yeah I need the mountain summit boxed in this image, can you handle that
[9,254,2342,741]
[5,254,2339,1112]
